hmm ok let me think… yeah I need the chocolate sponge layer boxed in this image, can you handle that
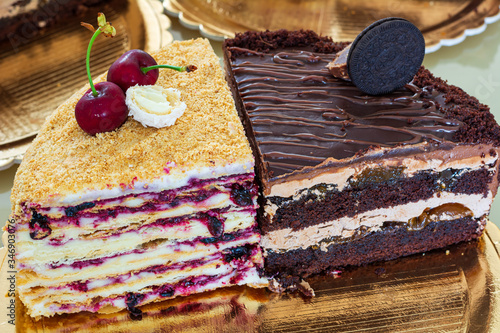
[263,167,493,233]
[265,217,485,278]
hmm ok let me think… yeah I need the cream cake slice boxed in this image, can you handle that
[11,38,267,319]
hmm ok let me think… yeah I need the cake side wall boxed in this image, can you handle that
[222,42,272,237]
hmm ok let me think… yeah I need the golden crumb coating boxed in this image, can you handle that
[10,38,252,207]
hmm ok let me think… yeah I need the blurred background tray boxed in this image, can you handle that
[2,222,500,332]
[0,0,172,171]
[164,0,500,53]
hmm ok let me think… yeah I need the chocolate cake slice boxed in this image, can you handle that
[222,30,500,279]
[0,0,111,42]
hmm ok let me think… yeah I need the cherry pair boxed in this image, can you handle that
[75,13,190,135]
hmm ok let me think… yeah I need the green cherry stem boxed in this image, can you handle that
[85,27,101,97]
[80,13,115,97]
[140,64,197,75]
[86,28,102,97]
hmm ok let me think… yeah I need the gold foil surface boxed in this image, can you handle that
[7,222,500,332]
[0,0,172,170]
[164,0,500,49]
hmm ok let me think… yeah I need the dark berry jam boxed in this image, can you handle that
[206,215,224,238]
[126,293,145,320]
[230,184,253,207]
[29,210,52,240]
[222,234,235,242]
[65,202,96,217]
[160,290,174,298]
[200,237,218,244]
[67,281,88,292]
[224,246,251,263]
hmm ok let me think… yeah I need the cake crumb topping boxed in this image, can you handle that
[11,39,252,206]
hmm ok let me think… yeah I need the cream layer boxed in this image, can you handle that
[21,249,264,302]
[18,232,261,287]
[17,210,256,263]
[268,145,497,198]
[16,199,256,245]
[261,192,493,252]
[25,263,267,318]
[14,162,254,211]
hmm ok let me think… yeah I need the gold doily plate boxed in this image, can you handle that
[2,222,500,332]
[164,0,500,53]
[0,0,172,171]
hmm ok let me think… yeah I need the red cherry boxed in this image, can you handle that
[75,82,128,135]
[107,49,159,92]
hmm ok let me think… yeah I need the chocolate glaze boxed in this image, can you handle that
[229,47,460,177]
[224,30,500,180]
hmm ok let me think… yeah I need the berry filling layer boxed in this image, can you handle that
[21,244,263,305]
[44,266,262,317]
[16,171,268,318]
[19,226,261,283]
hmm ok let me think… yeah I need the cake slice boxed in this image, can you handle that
[0,0,112,42]
[222,30,500,280]
[12,38,267,318]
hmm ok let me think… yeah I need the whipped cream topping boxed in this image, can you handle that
[126,85,186,128]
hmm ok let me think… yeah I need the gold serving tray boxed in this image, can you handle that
[0,0,172,171]
[2,222,500,332]
[164,0,500,52]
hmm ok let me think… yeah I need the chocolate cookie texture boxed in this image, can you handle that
[347,18,425,95]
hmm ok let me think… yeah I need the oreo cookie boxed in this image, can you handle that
[347,17,425,95]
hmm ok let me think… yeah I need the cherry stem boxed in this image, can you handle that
[86,28,102,97]
[141,64,188,75]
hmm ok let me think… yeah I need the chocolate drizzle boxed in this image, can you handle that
[229,47,462,177]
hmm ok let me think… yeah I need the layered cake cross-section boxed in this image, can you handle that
[223,30,500,279]
[12,38,267,318]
